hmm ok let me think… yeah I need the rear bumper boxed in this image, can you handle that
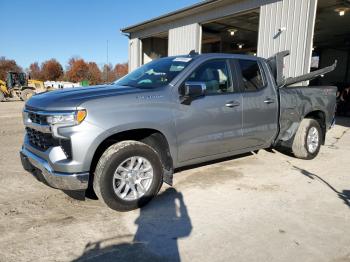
[20,147,89,191]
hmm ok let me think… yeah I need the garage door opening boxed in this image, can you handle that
[312,0,350,116]
[201,9,259,55]
[142,32,168,65]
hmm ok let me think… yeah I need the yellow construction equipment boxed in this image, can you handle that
[28,79,45,90]
[0,72,51,102]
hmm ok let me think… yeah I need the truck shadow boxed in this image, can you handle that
[72,187,192,262]
[292,165,350,208]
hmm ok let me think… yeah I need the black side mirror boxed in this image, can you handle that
[180,82,206,105]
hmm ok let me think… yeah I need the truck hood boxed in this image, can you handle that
[25,84,146,111]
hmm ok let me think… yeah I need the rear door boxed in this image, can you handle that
[235,59,279,147]
[175,59,244,162]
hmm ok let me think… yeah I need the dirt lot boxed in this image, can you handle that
[0,101,349,262]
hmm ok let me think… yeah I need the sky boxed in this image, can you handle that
[0,0,199,70]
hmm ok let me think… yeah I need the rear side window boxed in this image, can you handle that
[238,59,265,91]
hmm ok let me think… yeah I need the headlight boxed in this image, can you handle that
[47,109,87,126]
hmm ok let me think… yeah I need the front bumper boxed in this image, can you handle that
[20,147,89,191]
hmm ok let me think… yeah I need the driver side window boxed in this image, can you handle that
[187,60,233,95]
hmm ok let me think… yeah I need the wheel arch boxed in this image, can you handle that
[304,110,326,144]
[89,128,174,185]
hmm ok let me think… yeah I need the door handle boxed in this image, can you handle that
[263,98,275,104]
[225,101,240,108]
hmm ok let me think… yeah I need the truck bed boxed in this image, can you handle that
[277,86,337,142]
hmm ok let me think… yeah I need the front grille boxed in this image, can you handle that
[26,127,73,159]
[25,108,73,159]
[59,139,72,159]
[28,112,48,125]
[26,127,56,151]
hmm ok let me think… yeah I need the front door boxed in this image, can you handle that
[175,59,244,162]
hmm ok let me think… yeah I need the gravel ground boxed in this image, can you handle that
[0,101,349,262]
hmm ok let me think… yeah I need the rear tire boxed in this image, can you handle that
[292,118,322,159]
[20,89,35,101]
[0,92,5,102]
[93,141,163,211]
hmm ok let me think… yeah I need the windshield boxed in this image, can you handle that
[115,56,193,88]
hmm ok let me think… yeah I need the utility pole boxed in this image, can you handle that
[106,40,109,83]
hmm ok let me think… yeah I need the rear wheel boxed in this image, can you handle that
[292,118,322,159]
[20,89,35,101]
[0,92,5,102]
[93,141,163,211]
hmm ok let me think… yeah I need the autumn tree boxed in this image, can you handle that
[86,62,102,85]
[28,62,42,80]
[65,58,89,83]
[41,59,63,81]
[114,63,128,80]
[0,57,22,81]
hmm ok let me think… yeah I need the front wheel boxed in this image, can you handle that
[292,118,323,159]
[20,89,35,101]
[93,141,163,211]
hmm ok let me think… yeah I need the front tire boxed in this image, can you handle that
[20,89,35,101]
[93,141,163,211]
[292,118,322,159]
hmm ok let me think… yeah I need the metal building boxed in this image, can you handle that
[121,0,350,85]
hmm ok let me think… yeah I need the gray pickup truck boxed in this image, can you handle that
[20,51,336,211]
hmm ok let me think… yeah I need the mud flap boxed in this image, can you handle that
[331,117,336,128]
[163,168,173,186]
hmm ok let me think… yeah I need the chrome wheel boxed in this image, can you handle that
[306,127,319,153]
[113,156,153,201]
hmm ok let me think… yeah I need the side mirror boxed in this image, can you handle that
[180,82,206,105]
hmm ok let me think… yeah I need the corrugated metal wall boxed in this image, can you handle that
[168,23,201,56]
[128,38,142,72]
[257,0,318,78]
[128,0,272,39]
